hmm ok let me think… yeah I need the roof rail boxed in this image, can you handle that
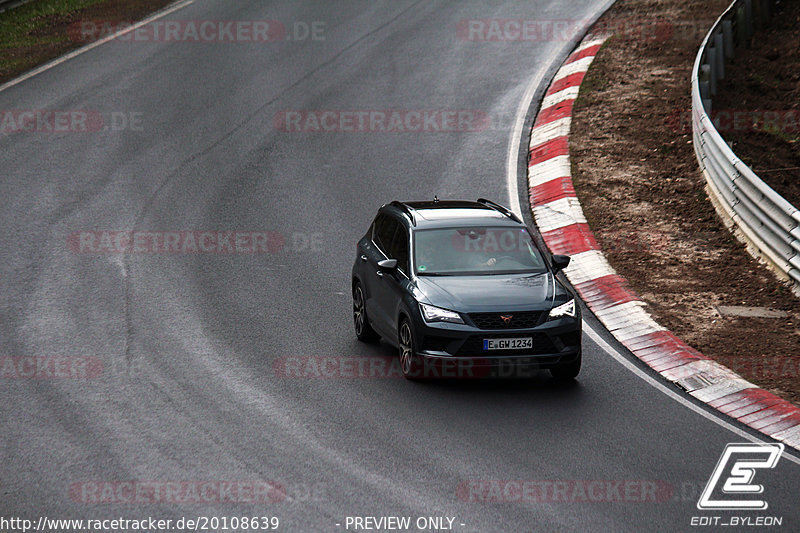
[476,198,522,223]
[389,201,416,226]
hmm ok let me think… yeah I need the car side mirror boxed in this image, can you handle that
[552,254,570,272]
[378,258,398,270]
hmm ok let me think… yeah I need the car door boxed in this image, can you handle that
[372,223,411,340]
[361,213,398,336]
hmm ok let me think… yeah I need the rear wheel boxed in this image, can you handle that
[549,350,581,380]
[353,283,379,342]
[398,319,421,380]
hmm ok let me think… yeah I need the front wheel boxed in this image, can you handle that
[549,351,581,380]
[398,319,422,380]
[353,283,379,342]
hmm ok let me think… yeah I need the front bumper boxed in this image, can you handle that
[410,314,581,378]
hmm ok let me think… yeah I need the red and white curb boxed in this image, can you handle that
[527,34,800,451]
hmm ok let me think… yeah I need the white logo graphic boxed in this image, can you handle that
[697,443,784,510]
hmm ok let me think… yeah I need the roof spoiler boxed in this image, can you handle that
[476,198,522,223]
[389,201,416,226]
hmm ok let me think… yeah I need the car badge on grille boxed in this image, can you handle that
[500,315,513,324]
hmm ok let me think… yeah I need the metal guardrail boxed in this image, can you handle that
[692,0,800,291]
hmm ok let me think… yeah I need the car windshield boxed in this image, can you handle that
[414,226,546,275]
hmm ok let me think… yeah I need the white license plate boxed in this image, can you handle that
[483,337,533,350]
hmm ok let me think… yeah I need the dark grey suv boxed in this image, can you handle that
[351,198,581,380]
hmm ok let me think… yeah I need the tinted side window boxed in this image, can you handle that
[372,214,398,256]
[389,225,410,274]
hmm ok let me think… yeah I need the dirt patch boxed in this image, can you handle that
[569,0,800,405]
[712,1,800,207]
[0,0,175,84]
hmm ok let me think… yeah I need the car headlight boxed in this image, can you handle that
[419,303,464,324]
[548,299,576,320]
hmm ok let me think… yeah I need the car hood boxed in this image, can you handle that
[414,271,556,311]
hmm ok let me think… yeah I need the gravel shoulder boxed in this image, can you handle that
[569,0,800,405]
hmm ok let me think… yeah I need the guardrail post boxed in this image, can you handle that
[743,0,753,44]
[753,0,765,31]
[707,47,718,96]
[714,32,725,80]
[722,20,734,59]
[699,64,712,111]
[735,5,746,47]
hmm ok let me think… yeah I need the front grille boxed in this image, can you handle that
[454,333,556,357]
[468,311,543,329]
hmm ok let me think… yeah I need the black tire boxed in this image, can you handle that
[398,319,422,380]
[549,350,581,380]
[353,283,379,342]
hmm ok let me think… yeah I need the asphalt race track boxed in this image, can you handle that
[1,1,798,531]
